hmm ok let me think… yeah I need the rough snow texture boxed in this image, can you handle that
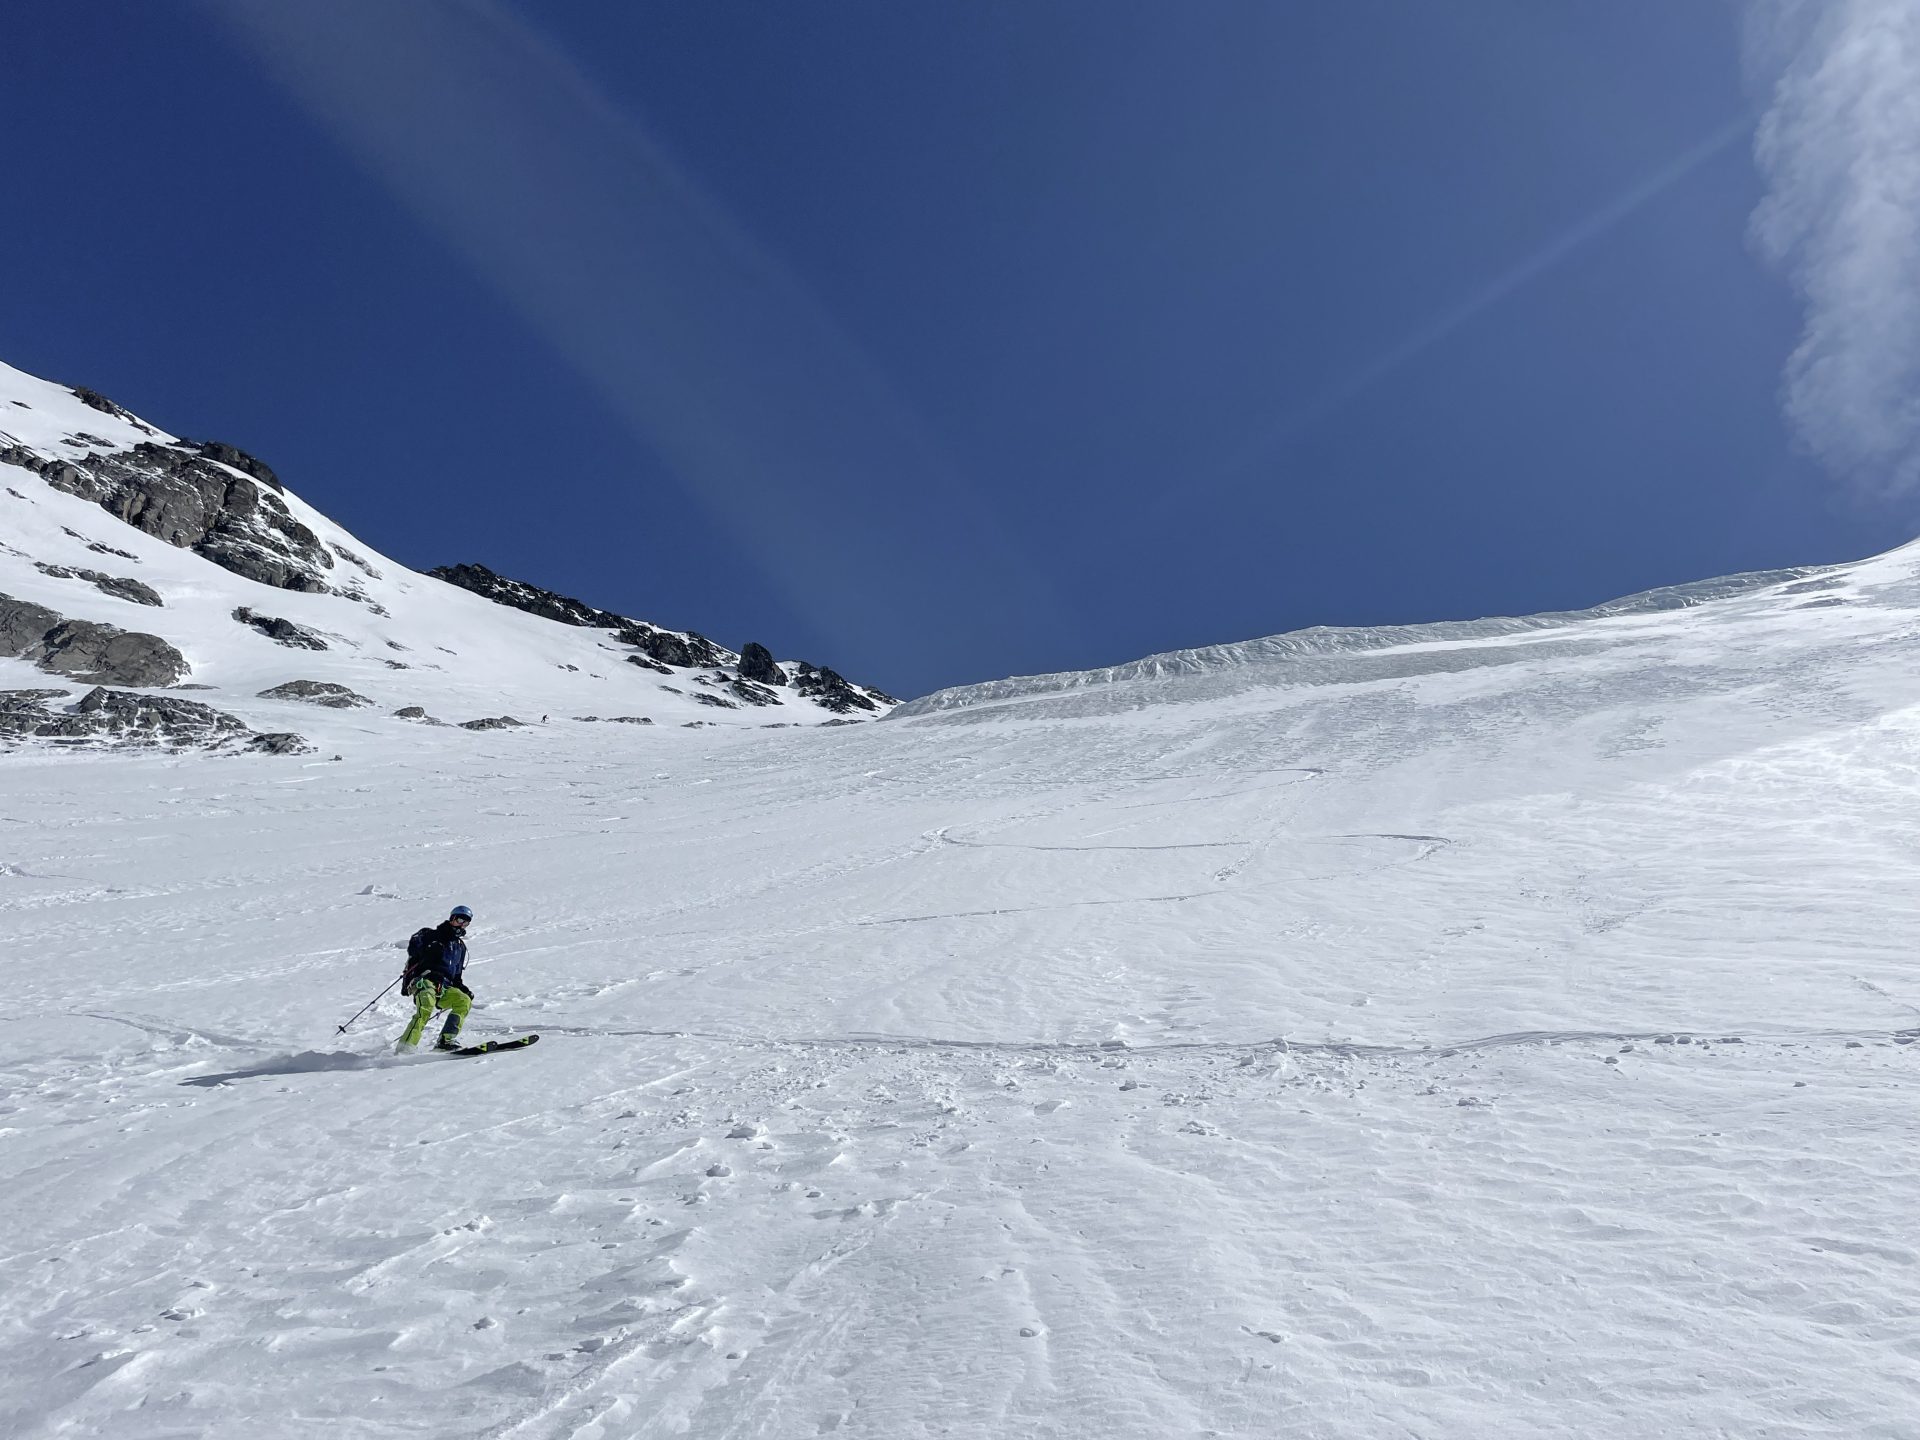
[4,517,1920,1437]
[0,360,895,740]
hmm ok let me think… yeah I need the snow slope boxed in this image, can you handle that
[0,360,890,739]
[5,517,1920,1435]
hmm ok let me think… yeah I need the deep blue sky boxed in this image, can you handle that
[2,2,1909,698]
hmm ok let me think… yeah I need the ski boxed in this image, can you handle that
[444,1034,540,1057]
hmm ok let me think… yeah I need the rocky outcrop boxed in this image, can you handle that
[574,714,653,725]
[738,642,786,686]
[0,685,310,754]
[732,679,782,706]
[430,563,728,668]
[428,561,890,716]
[790,661,885,714]
[697,672,780,707]
[0,688,72,740]
[458,715,525,731]
[2,439,334,593]
[60,527,139,561]
[70,387,145,425]
[429,563,624,628]
[0,595,61,655]
[38,621,188,686]
[247,730,314,754]
[257,679,371,708]
[233,607,328,650]
[0,592,189,686]
[619,625,726,669]
[34,563,163,607]
[189,441,281,491]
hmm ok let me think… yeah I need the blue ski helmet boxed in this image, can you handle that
[450,905,473,921]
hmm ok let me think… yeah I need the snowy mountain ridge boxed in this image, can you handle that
[896,559,1847,719]
[0,358,893,752]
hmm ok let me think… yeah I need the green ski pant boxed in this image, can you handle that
[401,979,471,1046]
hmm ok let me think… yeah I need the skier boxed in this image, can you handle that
[397,905,474,1052]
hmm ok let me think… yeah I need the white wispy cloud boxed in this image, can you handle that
[1747,0,1920,500]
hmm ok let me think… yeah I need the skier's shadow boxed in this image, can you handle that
[181,1050,381,1087]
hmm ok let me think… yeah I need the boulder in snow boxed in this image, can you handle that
[257,679,372,708]
[0,592,189,686]
[232,607,328,651]
[738,642,786,686]
[34,563,163,607]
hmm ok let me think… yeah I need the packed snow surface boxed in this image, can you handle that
[5,534,1920,1438]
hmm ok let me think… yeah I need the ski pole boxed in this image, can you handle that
[337,975,402,1034]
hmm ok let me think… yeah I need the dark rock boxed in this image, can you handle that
[430,563,625,628]
[0,689,74,743]
[692,692,737,709]
[257,679,372,708]
[790,661,882,714]
[60,527,140,561]
[737,642,787,686]
[429,563,738,672]
[458,715,525,731]
[618,625,725,669]
[39,621,189,686]
[329,543,378,577]
[6,440,334,593]
[0,592,188,686]
[69,386,129,419]
[727,679,782,707]
[424,562,886,712]
[193,441,283,492]
[70,685,241,737]
[232,606,328,650]
[393,705,428,719]
[0,594,61,656]
[35,563,163,607]
[0,685,306,754]
[100,575,162,606]
[247,732,314,755]
[573,714,653,725]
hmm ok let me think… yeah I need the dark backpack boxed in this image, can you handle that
[402,927,436,990]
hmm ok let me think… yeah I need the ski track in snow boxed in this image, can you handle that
[9,551,1920,1436]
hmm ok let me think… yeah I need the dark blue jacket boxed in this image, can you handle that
[406,923,468,989]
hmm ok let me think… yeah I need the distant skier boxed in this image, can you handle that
[396,905,474,1053]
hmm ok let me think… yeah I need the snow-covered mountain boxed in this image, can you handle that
[6,355,1920,1436]
[0,359,893,753]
